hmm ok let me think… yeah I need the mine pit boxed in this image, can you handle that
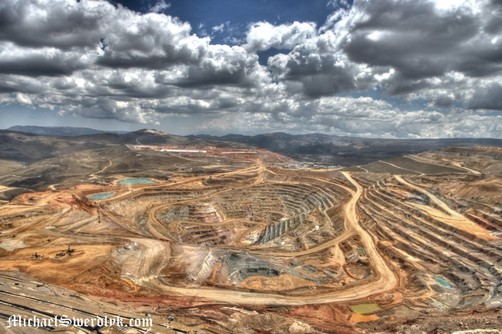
[0,144,500,333]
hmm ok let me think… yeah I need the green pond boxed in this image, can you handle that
[87,192,114,200]
[435,276,453,288]
[119,178,155,185]
[350,303,382,314]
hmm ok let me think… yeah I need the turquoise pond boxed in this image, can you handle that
[118,178,155,185]
[87,192,114,200]
[435,276,453,288]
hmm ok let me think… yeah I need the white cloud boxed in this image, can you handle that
[150,0,171,13]
[244,21,317,52]
[433,0,482,14]
[16,93,32,105]
[0,0,501,138]
[212,22,227,33]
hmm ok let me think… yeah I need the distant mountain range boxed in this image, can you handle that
[5,126,502,166]
[7,125,125,137]
[191,132,502,165]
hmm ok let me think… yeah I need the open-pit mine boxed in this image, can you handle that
[0,130,501,333]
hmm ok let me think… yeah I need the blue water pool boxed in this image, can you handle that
[435,276,453,289]
[87,192,114,200]
[118,178,155,185]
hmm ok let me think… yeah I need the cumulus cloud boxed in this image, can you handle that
[342,1,480,81]
[178,44,260,87]
[340,0,502,98]
[0,42,90,76]
[0,0,501,138]
[268,42,364,97]
[244,21,317,52]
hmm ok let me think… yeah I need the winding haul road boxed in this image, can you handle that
[394,175,494,239]
[129,171,398,306]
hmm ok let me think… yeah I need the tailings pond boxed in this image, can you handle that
[435,276,453,289]
[119,178,155,185]
[87,192,114,200]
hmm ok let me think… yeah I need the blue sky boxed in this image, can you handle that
[163,0,335,43]
[117,0,349,64]
[0,0,501,138]
[118,0,339,31]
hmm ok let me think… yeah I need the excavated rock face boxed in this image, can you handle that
[0,144,501,333]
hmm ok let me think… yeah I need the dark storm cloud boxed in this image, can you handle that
[0,74,50,94]
[268,42,362,97]
[96,53,193,70]
[0,80,38,94]
[382,74,430,96]
[343,0,480,80]
[178,64,249,87]
[0,0,103,49]
[468,84,502,110]
[0,0,209,72]
[430,95,455,108]
[176,46,259,88]
[0,51,85,76]
[344,36,449,80]
[105,80,174,99]
[300,72,355,97]
[484,7,502,35]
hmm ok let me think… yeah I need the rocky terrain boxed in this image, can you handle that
[0,129,500,333]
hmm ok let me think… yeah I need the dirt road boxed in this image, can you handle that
[134,172,397,306]
[395,175,494,239]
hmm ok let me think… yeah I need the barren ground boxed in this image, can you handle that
[0,144,501,333]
